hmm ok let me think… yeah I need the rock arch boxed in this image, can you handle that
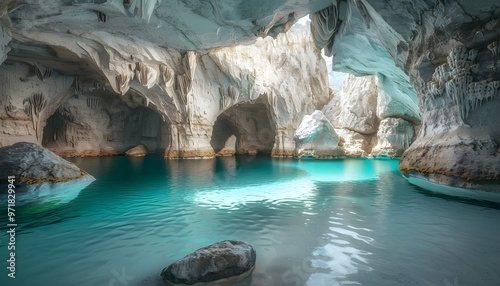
[211,97,276,156]
[42,92,169,156]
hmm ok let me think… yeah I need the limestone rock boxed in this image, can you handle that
[1,21,328,159]
[372,118,415,157]
[324,74,379,134]
[125,145,148,157]
[161,240,256,285]
[217,135,236,157]
[335,129,373,157]
[0,142,94,189]
[294,110,342,158]
[0,20,10,65]
[323,75,415,157]
[400,131,500,191]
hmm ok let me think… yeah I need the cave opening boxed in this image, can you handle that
[42,94,169,156]
[211,99,276,155]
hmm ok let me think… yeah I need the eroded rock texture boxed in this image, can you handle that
[310,0,500,189]
[1,16,329,158]
[1,0,499,190]
[161,240,256,285]
[294,110,342,158]
[0,142,94,186]
[322,74,418,157]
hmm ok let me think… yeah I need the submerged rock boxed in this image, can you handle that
[161,240,256,285]
[294,110,343,158]
[0,142,95,191]
[125,145,148,156]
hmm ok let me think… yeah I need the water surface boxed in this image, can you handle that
[1,156,499,286]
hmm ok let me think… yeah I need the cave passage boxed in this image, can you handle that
[42,95,169,155]
[211,100,276,155]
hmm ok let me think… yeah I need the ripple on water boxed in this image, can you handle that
[2,157,500,286]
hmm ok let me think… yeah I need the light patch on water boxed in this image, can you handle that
[193,177,316,209]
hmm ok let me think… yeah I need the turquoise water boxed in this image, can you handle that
[1,156,500,286]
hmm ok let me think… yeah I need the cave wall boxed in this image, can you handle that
[322,74,417,157]
[310,0,500,188]
[42,93,169,156]
[1,0,499,188]
[0,16,329,159]
[0,62,74,147]
[214,99,276,155]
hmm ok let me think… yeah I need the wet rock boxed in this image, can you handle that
[125,145,148,156]
[294,110,342,158]
[161,240,256,285]
[217,135,236,156]
[0,142,94,190]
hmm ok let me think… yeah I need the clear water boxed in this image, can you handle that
[1,156,500,286]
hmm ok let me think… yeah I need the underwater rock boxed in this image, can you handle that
[294,110,342,158]
[161,240,256,285]
[125,145,148,157]
[0,142,94,192]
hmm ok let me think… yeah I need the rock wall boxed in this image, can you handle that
[0,62,74,147]
[322,74,418,157]
[0,16,329,158]
[2,0,499,189]
[310,0,500,189]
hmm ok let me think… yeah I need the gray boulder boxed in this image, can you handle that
[161,240,256,285]
[0,142,94,187]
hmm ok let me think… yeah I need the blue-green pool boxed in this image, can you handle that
[1,156,500,286]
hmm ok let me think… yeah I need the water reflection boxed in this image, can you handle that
[1,175,94,207]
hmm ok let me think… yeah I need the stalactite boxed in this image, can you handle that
[175,74,191,105]
[227,86,239,101]
[310,3,340,55]
[97,11,107,22]
[182,51,197,81]
[447,45,468,75]
[487,41,499,56]
[427,80,444,98]
[116,73,132,94]
[160,64,174,87]
[135,62,157,88]
[86,97,101,109]
[72,77,83,94]
[23,93,46,141]
[34,63,53,81]
[432,64,450,83]
[219,86,228,109]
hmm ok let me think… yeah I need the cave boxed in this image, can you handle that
[42,94,169,156]
[211,99,276,155]
[2,0,500,285]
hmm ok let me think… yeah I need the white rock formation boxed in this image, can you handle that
[0,20,329,158]
[125,145,148,157]
[400,44,500,190]
[322,74,417,157]
[372,118,415,157]
[294,110,342,158]
[217,135,236,156]
[309,1,500,189]
[1,0,499,190]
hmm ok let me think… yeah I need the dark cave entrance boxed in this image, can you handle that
[211,99,276,155]
[42,94,169,155]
